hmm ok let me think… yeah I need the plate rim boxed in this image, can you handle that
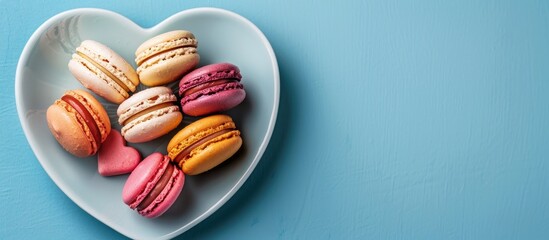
[15,7,280,240]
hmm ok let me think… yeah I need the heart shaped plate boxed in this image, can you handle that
[15,8,279,239]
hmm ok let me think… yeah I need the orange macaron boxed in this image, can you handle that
[167,114,242,175]
[46,89,111,157]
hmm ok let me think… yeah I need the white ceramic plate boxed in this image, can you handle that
[15,8,279,240]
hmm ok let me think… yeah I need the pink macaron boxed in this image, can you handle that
[122,152,185,218]
[178,63,246,116]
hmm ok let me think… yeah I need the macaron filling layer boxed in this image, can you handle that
[173,129,233,166]
[180,81,244,106]
[76,51,131,93]
[118,91,178,123]
[179,65,242,94]
[61,94,101,147]
[182,79,234,96]
[137,163,174,211]
[136,47,198,74]
[121,102,174,126]
[168,120,236,159]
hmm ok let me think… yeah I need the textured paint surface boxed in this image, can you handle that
[2,0,549,239]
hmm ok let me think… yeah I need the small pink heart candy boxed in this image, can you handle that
[98,130,141,176]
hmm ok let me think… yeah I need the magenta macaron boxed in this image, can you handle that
[178,63,246,116]
[122,152,184,218]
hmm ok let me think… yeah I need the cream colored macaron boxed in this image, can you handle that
[135,30,200,86]
[117,86,182,143]
[69,40,139,104]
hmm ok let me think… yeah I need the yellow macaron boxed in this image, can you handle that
[135,30,200,86]
[167,115,242,175]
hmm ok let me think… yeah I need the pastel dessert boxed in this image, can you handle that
[167,115,242,175]
[135,30,200,86]
[46,89,111,157]
[98,130,141,176]
[117,86,182,143]
[122,152,185,218]
[178,63,246,116]
[69,40,139,104]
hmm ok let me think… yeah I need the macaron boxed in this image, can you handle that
[69,40,139,104]
[117,86,182,143]
[46,89,111,157]
[178,63,246,116]
[167,114,242,175]
[135,30,200,86]
[122,152,185,218]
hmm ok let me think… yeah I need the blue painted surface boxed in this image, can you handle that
[2,1,549,239]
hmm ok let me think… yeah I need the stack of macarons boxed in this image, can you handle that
[45,30,248,218]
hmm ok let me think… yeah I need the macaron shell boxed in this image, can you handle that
[181,85,246,116]
[137,49,199,86]
[135,30,197,65]
[69,57,127,104]
[117,86,175,119]
[122,109,182,143]
[135,30,196,55]
[167,114,236,152]
[179,62,241,93]
[46,89,111,157]
[118,92,178,125]
[79,40,139,90]
[139,169,184,218]
[183,133,242,175]
[46,103,95,157]
[122,152,167,207]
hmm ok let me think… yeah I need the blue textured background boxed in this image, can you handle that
[2,1,549,239]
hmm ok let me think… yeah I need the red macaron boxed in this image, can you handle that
[178,63,246,116]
